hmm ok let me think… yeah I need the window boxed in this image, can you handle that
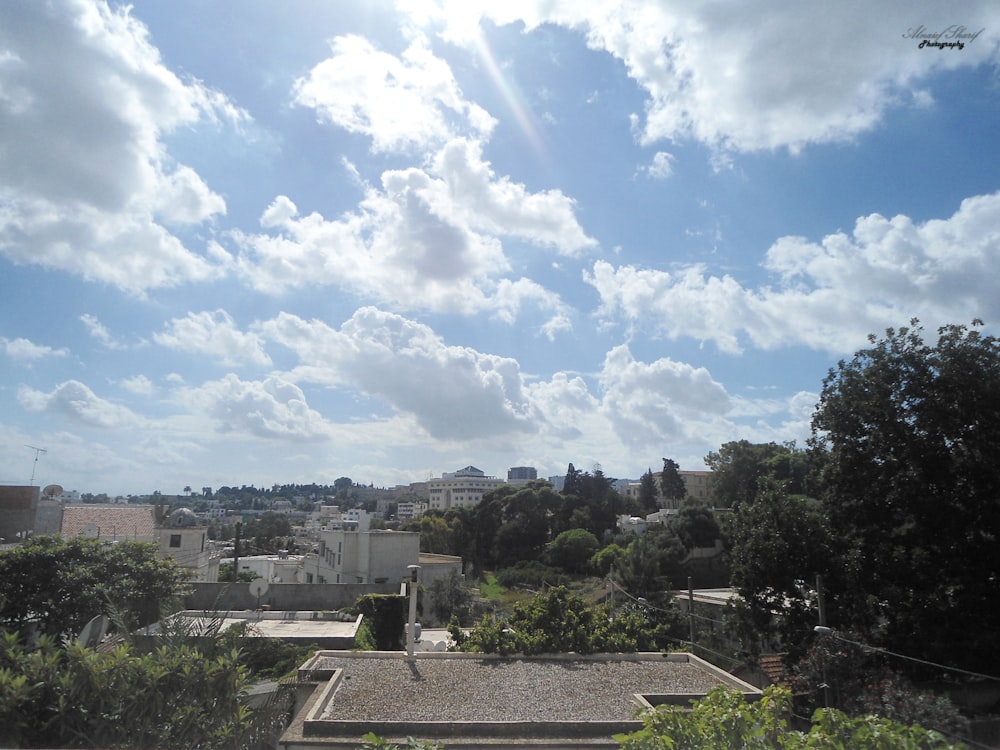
[169,534,181,548]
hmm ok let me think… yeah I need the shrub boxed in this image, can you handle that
[616,685,965,749]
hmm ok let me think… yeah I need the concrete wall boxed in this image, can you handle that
[0,485,39,543]
[184,582,399,612]
[34,498,64,536]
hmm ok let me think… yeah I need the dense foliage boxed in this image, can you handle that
[811,321,1000,675]
[727,480,833,659]
[427,570,477,625]
[349,594,407,650]
[546,528,600,573]
[452,586,675,655]
[0,536,185,638]
[792,635,968,738]
[616,686,965,749]
[704,440,808,507]
[0,632,269,749]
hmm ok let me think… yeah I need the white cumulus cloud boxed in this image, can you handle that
[0,0,245,292]
[18,380,141,428]
[154,310,272,367]
[293,34,495,154]
[1,337,69,362]
[260,308,539,441]
[233,139,587,323]
[586,191,1000,355]
[402,0,1000,155]
[176,374,334,441]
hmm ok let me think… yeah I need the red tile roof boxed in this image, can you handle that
[758,653,791,686]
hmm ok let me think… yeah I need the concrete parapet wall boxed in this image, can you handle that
[184,581,399,612]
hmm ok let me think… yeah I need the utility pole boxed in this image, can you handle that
[688,576,695,649]
[233,522,241,582]
[816,574,831,709]
[608,565,615,619]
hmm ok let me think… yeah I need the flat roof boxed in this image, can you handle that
[281,651,761,748]
[150,611,360,643]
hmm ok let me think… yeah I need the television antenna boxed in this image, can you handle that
[25,445,46,486]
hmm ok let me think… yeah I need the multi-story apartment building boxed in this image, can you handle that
[427,466,504,512]
[622,469,714,509]
[397,501,428,520]
[678,470,711,503]
[315,529,419,584]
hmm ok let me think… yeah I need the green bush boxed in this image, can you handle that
[495,560,570,589]
[616,685,965,749]
[349,594,406,650]
[0,631,265,749]
[456,586,675,655]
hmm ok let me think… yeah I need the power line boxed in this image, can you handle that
[814,627,1000,683]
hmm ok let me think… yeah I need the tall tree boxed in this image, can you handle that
[728,480,833,660]
[616,529,685,604]
[669,500,721,551]
[638,468,659,514]
[660,458,687,509]
[562,462,583,496]
[469,482,561,572]
[811,320,1000,674]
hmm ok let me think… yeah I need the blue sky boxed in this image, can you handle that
[2,1,999,496]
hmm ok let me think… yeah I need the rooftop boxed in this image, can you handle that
[60,504,157,539]
[281,651,761,749]
[145,610,361,648]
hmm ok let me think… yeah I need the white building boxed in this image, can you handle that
[397,501,427,520]
[314,529,420,584]
[230,551,304,583]
[344,508,372,530]
[427,466,504,512]
[156,507,220,582]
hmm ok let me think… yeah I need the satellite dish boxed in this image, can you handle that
[77,614,110,648]
[249,578,268,609]
[248,579,268,597]
[43,484,63,499]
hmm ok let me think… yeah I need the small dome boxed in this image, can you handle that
[166,507,199,528]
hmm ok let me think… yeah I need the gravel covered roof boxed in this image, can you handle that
[305,652,742,723]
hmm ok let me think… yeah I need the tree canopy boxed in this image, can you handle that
[704,440,807,508]
[453,586,673,655]
[0,536,186,639]
[727,481,833,659]
[811,320,1000,674]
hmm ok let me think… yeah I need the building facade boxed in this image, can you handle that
[426,466,503,512]
[315,529,420,584]
[506,466,537,486]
